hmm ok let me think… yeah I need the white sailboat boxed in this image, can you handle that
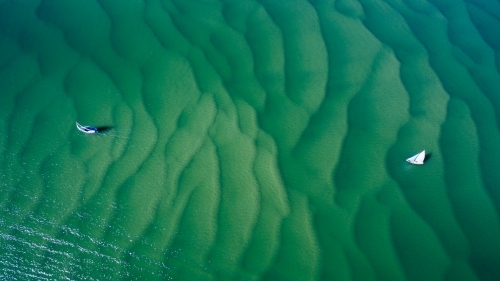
[406,150,425,164]
[76,122,98,134]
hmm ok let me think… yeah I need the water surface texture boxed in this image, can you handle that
[1,0,500,280]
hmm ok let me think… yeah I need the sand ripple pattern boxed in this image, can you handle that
[0,0,500,280]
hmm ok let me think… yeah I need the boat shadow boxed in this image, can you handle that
[424,153,432,162]
[96,126,113,133]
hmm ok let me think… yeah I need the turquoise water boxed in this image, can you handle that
[1,0,500,280]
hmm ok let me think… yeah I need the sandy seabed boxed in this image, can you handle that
[1,0,500,280]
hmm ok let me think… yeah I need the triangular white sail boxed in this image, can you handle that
[406,150,425,165]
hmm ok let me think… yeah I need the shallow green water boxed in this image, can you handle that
[1,0,500,280]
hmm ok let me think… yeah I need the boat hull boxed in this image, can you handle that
[406,159,424,165]
[76,122,98,134]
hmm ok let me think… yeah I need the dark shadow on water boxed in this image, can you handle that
[424,153,432,162]
[96,126,113,133]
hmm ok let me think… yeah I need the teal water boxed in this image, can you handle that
[1,0,500,280]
